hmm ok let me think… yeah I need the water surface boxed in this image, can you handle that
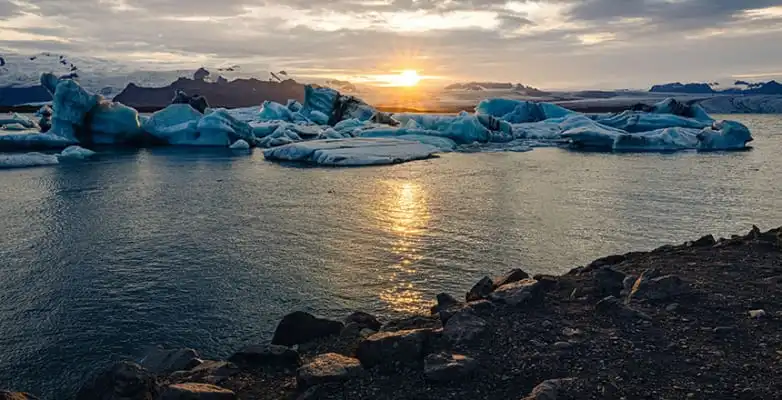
[0,114,780,396]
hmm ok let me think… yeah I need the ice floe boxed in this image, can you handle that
[262,138,439,166]
[0,152,59,168]
[59,145,96,160]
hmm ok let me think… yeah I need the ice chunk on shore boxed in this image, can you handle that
[263,138,439,166]
[142,104,202,144]
[0,152,59,168]
[59,145,96,159]
[229,139,250,150]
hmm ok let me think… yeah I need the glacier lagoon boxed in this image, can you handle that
[0,114,779,396]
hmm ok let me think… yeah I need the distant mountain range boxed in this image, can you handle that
[444,82,548,96]
[650,80,782,95]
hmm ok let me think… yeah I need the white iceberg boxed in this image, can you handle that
[0,152,59,168]
[263,138,439,166]
[195,109,256,147]
[476,98,574,123]
[46,76,100,140]
[142,104,203,145]
[259,101,294,121]
[59,145,96,159]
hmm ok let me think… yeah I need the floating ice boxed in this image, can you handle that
[59,145,96,159]
[229,139,250,150]
[476,98,574,123]
[593,111,712,133]
[142,104,202,145]
[195,109,256,147]
[1,113,39,130]
[88,101,142,144]
[263,138,439,166]
[0,132,77,151]
[0,152,59,168]
[45,74,99,140]
[259,101,294,122]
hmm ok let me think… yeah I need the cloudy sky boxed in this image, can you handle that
[1,0,782,89]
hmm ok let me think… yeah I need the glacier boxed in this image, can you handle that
[0,73,756,169]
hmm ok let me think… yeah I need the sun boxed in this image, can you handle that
[391,70,421,87]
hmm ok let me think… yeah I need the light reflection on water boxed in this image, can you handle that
[0,115,781,396]
[377,181,430,313]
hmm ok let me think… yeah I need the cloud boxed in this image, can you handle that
[0,0,781,88]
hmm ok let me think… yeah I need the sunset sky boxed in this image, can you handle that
[1,0,782,89]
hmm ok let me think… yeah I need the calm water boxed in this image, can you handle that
[1,115,781,397]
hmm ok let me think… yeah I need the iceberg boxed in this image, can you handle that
[88,101,143,144]
[195,109,256,147]
[0,132,77,151]
[142,104,202,145]
[593,110,712,133]
[696,120,753,150]
[476,98,574,123]
[0,152,59,168]
[263,138,439,166]
[259,101,294,122]
[59,145,96,159]
[391,113,492,144]
[46,76,99,140]
[1,113,39,130]
[229,139,251,150]
[300,85,376,125]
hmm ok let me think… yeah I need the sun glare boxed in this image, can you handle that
[390,70,421,87]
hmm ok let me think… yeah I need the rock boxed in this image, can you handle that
[522,378,576,400]
[443,311,488,344]
[140,347,201,374]
[493,268,530,289]
[345,311,381,331]
[629,273,689,302]
[159,383,235,400]
[562,327,582,337]
[466,276,494,301]
[356,329,430,368]
[488,279,542,306]
[596,296,652,321]
[423,352,478,382]
[0,392,38,400]
[171,361,240,385]
[621,275,637,296]
[692,234,717,247]
[431,293,465,324]
[227,344,300,369]
[296,353,364,389]
[380,315,441,332]
[75,361,159,400]
[359,328,376,338]
[340,322,363,338]
[595,267,626,297]
[272,311,344,346]
[714,326,737,335]
[666,303,680,312]
[749,309,767,319]
[749,225,761,239]
[465,299,495,314]
[552,341,573,350]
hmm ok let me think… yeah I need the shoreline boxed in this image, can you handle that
[4,225,781,399]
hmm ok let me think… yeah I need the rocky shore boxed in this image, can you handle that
[3,226,782,400]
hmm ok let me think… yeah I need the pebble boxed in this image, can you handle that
[749,309,767,319]
[553,341,573,350]
[666,303,680,312]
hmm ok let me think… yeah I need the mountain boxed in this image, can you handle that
[649,82,715,94]
[444,82,548,95]
[650,80,782,95]
[113,75,306,111]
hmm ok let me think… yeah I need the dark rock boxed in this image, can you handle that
[0,392,38,400]
[170,361,240,385]
[466,276,494,301]
[340,322,363,338]
[621,275,637,297]
[227,344,300,369]
[356,329,430,368]
[296,353,364,389]
[431,293,465,324]
[159,383,235,400]
[522,378,576,400]
[585,254,627,272]
[595,267,626,297]
[493,268,530,289]
[692,234,716,247]
[423,352,478,382]
[271,311,344,346]
[443,311,488,344]
[140,347,201,374]
[345,311,381,331]
[193,68,211,81]
[714,326,737,335]
[596,296,651,321]
[380,315,441,332]
[170,90,209,114]
[749,225,761,239]
[488,279,542,306]
[629,274,689,302]
[75,361,159,400]
[465,299,495,314]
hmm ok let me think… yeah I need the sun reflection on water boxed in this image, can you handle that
[376,181,431,314]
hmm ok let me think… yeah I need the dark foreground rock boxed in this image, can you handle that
[0,392,38,400]
[159,383,236,400]
[75,361,158,400]
[271,311,344,346]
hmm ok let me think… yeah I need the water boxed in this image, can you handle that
[1,114,780,397]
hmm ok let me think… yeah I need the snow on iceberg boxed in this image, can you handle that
[0,152,59,169]
[263,138,439,166]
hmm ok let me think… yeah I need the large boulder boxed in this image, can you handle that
[629,273,689,302]
[488,279,542,306]
[139,347,201,375]
[493,268,530,289]
[271,311,344,346]
[169,361,240,385]
[522,378,576,400]
[296,353,364,389]
[594,267,626,297]
[423,352,478,382]
[443,311,487,345]
[345,311,381,331]
[431,293,464,324]
[227,344,300,369]
[159,383,235,400]
[356,329,430,368]
[380,315,441,332]
[75,361,159,400]
[596,296,651,321]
